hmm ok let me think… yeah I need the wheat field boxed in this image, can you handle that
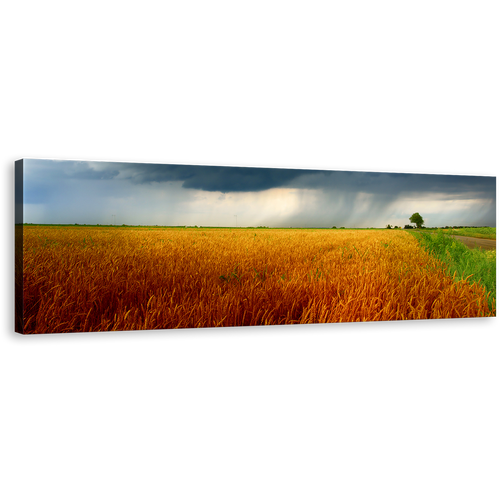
[18,226,495,333]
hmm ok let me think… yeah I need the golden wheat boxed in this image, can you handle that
[20,227,495,333]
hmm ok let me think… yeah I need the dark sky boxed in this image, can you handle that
[19,159,496,227]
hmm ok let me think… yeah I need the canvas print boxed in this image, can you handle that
[15,159,496,334]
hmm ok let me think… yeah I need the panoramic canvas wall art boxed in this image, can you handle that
[15,159,496,334]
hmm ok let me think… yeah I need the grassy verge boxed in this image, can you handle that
[417,227,496,239]
[411,230,496,311]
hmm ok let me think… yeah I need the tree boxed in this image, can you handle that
[409,212,424,228]
[386,224,392,229]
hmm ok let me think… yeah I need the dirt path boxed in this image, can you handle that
[414,231,496,251]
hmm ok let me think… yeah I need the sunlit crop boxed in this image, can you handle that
[20,227,495,333]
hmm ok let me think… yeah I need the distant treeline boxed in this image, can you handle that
[407,225,494,230]
[18,223,495,230]
[19,223,276,229]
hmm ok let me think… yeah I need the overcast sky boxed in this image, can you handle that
[18,159,496,228]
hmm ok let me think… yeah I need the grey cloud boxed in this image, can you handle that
[116,163,199,184]
[19,159,496,227]
[289,170,496,198]
[184,167,300,192]
[25,159,496,200]
[61,161,120,180]
[115,163,497,203]
[117,163,304,192]
[107,164,496,227]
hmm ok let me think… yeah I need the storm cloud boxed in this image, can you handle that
[19,159,496,227]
